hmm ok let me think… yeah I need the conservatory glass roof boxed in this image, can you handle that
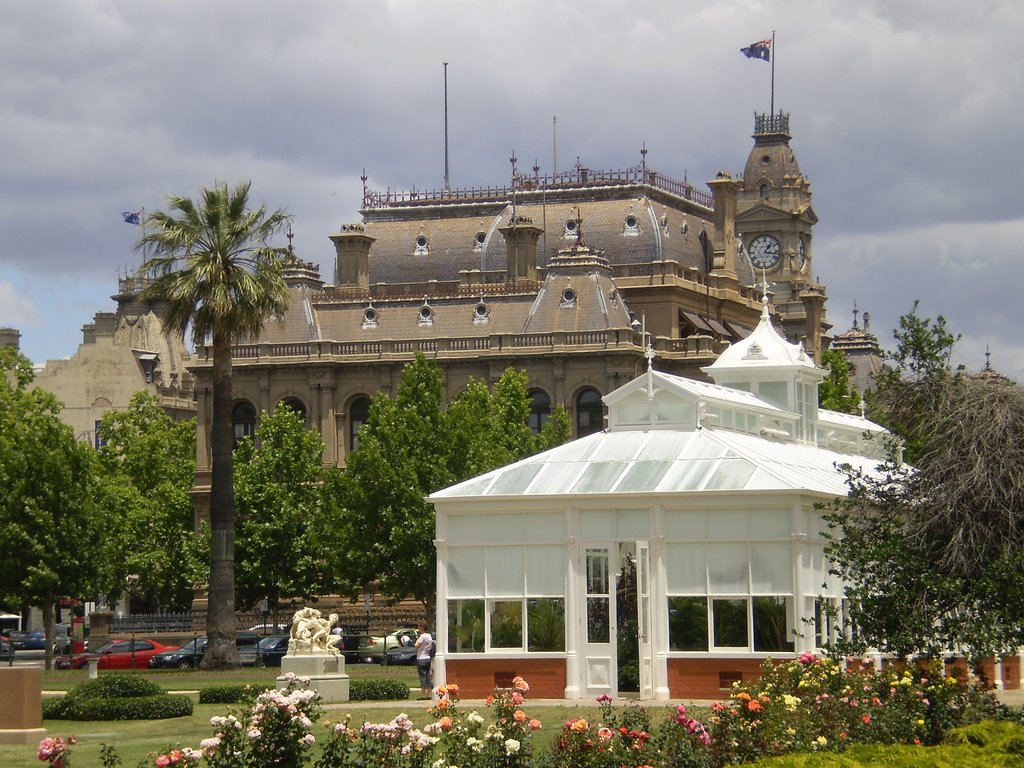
[432,425,882,500]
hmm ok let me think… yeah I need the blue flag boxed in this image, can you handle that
[122,210,141,225]
[741,39,771,62]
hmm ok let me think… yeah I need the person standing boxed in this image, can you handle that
[414,621,433,699]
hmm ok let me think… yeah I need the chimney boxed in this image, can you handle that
[329,224,375,289]
[498,214,544,283]
[706,172,742,277]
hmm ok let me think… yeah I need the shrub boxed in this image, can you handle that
[57,694,193,721]
[199,685,264,705]
[349,678,410,701]
[65,673,164,701]
[43,672,192,721]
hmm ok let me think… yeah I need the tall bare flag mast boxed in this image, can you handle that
[443,62,450,193]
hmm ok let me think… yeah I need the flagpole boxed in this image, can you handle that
[770,30,776,116]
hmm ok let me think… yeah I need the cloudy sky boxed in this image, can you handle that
[3,0,1022,378]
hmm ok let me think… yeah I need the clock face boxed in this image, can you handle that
[748,235,782,269]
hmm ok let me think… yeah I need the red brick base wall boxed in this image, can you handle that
[442,658,567,698]
[667,658,767,700]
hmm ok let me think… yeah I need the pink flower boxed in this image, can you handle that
[597,726,614,740]
[528,719,542,730]
[596,693,613,703]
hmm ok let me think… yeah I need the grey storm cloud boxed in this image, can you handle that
[2,0,1022,376]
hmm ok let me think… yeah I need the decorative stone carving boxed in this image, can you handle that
[287,607,342,656]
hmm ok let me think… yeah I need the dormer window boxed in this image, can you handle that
[473,231,486,252]
[472,301,490,324]
[361,305,379,329]
[623,214,639,237]
[560,287,577,308]
[414,234,429,255]
[563,218,578,239]
[759,183,769,199]
[418,303,435,326]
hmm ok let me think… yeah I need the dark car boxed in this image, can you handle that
[149,633,259,669]
[384,646,417,665]
[256,635,290,667]
[56,639,180,670]
[11,628,71,654]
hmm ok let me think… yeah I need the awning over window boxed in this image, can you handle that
[680,311,713,333]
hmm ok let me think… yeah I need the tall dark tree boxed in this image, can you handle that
[140,181,290,668]
[867,300,961,463]
[826,304,1024,663]
[94,392,201,611]
[818,347,860,414]
[234,403,349,623]
[340,355,570,614]
[0,349,106,669]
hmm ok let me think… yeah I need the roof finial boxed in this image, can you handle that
[286,224,295,258]
[758,268,773,320]
[984,345,992,372]
[852,301,860,330]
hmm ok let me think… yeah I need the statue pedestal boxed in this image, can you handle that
[277,653,349,703]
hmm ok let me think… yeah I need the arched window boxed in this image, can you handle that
[279,397,307,424]
[575,387,604,437]
[528,390,551,434]
[349,396,371,452]
[232,401,257,446]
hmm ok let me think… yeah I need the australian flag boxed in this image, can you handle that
[122,210,141,225]
[741,39,771,61]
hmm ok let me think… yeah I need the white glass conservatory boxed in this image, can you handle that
[430,298,888,700]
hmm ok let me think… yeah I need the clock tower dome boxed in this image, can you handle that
[735,112,828,362]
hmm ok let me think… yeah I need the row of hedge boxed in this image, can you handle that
[43,674,194,720]
[198,677,409,705]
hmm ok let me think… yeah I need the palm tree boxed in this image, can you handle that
[139,181,290,668]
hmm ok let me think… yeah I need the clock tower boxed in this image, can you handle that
[735,112,828,362]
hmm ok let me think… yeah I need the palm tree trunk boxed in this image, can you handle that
[202,329,240,669]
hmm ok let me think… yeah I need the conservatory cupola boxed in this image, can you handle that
[703,290,824,444]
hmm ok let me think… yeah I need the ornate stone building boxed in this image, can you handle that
[829,304,885,395]
[189,112,831,514]
[20,276,194,445]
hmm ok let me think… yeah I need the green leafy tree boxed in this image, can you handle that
[818,347,860,414]
[0,348,107,668]
[867,300,962,463]
[140,180,291,668]
[826,305,1024,666]
[93,392,202,611]
[340,355,571,613]
[234,403,349,623]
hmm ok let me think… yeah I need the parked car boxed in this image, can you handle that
[55,639,180,670]
[384,645,417,665]
[10,628,71,654]
[149,633,259,669]
[354,627,420,664]
[256,635,290,667]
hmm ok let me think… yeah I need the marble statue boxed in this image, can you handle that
[288,607,342,655]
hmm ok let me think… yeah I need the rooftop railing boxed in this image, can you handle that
[362,163,714,210]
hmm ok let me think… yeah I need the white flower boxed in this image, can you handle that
[468,711,485,726]
[504,738,521,755]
